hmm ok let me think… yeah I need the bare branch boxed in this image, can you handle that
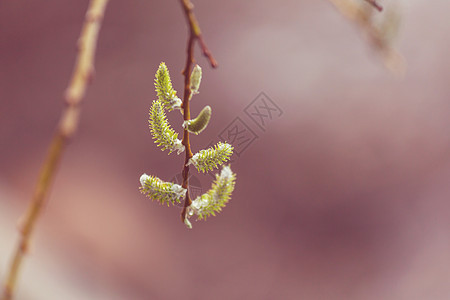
[1,1,109,299]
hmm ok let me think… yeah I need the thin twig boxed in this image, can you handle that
[1,1,109,299]
[364,0,383,11]
[328,0,405,75]
[180,0,218,73]
[179,0,217,223]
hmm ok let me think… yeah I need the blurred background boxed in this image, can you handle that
[1,0,450,299]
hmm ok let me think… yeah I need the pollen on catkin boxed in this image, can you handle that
[140,174,187,206]
[154,62,182,111]
[189,142,233,173]
[187,165,236,220]
[149,100,184,154]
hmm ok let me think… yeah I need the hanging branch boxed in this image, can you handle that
[139,1,235,228]
[178,0,218,224]
[1,0,109,299]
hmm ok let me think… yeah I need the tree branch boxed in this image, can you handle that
[1,1,109,299]
[179,0,217,224]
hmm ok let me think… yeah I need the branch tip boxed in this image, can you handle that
[365,0,383,12]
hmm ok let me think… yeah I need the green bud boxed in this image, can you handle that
[183,105,211,135]
[189,64,202,95]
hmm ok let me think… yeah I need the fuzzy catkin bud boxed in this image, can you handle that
[186,165,236,223]
[154,62,180,111]
[189,142,233,173]
[149,100,185,154]
[189,64,202,95]
[140,174,187,205]
[183,105,211,135]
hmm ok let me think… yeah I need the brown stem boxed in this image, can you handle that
[1,1,109,299]
[179,0,217,223]
[180,35,195,222]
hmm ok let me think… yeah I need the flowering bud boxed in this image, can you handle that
[139,174,187,205]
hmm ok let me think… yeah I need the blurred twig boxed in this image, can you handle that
[364,0,383,11]
[329,0,405,75]
[179,0,217,224]
[1,0,109,299]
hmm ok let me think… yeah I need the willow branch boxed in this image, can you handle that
[1,1,109,299]
[179,0,217,223]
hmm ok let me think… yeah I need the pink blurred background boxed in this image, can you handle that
[1,0,450,299]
